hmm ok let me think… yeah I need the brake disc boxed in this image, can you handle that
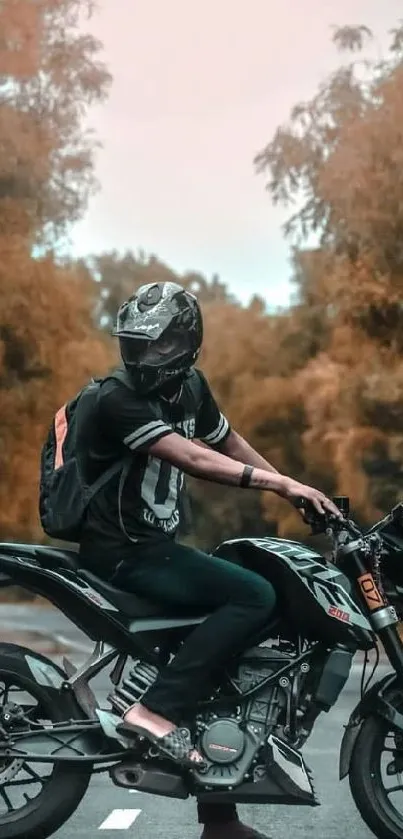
[0,756,24,785]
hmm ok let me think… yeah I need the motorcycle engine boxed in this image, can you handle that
[108,645,295,790]
[199,717,246,765]
[191,645,293,788]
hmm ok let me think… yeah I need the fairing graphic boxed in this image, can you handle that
[221,537,372,632]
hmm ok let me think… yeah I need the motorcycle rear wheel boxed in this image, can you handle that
[350,701,403,839]
[0,644,92,839]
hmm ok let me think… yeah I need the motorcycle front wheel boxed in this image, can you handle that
[0,643,92,839]
[350,696,403,839]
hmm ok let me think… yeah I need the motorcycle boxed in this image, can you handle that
[1,497,403,839]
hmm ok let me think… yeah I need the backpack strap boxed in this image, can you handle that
[87,455,130,502]
[84,369,135,503]
[97,368,142,543]
[80,370,133,537]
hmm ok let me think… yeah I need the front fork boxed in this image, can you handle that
[340,540,403,679]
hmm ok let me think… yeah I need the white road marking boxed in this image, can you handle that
[99,809,142,830]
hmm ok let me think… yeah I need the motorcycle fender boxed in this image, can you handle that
[339,672,400,780]
[0,642,97,719]
[0,642,65,688]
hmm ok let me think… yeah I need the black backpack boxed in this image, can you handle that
[39,369,135,543]
[39,368,203,543]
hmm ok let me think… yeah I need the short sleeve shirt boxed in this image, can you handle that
[81,368,231,550]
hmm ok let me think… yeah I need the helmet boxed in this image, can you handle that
[113,281,203,394]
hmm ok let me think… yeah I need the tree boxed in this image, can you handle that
[80,250,235,330]
[0,0,111,243]
[0,0,113,543]
[0,246,114,541]
[255,22,403,525]
[198,298,319,537]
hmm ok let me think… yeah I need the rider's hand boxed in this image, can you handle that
[278,477,343,518]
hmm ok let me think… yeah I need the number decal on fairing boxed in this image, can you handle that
[328,606,350,623]
[357,572,385,611]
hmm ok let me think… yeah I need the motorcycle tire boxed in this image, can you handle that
[349,703,403,839]
[0,643,92,839]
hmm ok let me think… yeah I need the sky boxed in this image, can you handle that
[68,0,402,306]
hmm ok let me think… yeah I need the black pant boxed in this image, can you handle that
[111,540,276,826]
[111,540,276,722]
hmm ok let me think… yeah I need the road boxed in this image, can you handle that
[0,603,395,839]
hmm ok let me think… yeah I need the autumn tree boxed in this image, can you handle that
[189,298,305,543]
[0,0,111,243]
[79,250,235,330]
[0,0,114,542]
[0,251,113,541]
[255,21,403,527]
[7,7,403,551]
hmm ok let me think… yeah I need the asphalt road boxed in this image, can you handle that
[0,603,396,839]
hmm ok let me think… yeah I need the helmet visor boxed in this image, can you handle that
[120,330,194,370]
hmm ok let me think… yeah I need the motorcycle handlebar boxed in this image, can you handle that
[293,497,362,540]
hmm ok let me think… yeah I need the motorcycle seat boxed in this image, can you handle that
[77,569,197,618]
[0,543,206,619]
[0,543,81,573]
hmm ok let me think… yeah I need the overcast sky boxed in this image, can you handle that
[68,0,401,305]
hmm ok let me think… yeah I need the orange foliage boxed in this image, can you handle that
[0,0,111,242]
[0,244,114,540]
[4,17,403,552]
[255,22,403,533]
[0,1,113,540]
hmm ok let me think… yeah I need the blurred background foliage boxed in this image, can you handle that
[1,4,403,579]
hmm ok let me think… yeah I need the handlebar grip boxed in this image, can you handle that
[293,496,361,539]
[332,496,350,517]
[291,497,317,517]
[291,498,329,533]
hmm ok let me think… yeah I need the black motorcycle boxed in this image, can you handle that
[2,497,403,839]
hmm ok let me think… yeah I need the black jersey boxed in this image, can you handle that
[80,368,231,553]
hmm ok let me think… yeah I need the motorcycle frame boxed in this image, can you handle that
[2,534,403,770]
[0,633,326,766]
[0,553,333,773]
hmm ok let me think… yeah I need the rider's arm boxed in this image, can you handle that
[180,373,340,516]
[147,430,287,491]
[99,378,286,493]
[180,371,283,489]
[146,435,342,517]
[216,429,280,474]
[99,378,339,514]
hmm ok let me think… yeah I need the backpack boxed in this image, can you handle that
[39,368,204,544]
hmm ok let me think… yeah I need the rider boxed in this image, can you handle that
[79,280,340,839]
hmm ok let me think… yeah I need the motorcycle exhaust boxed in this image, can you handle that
[110,760,189,799]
